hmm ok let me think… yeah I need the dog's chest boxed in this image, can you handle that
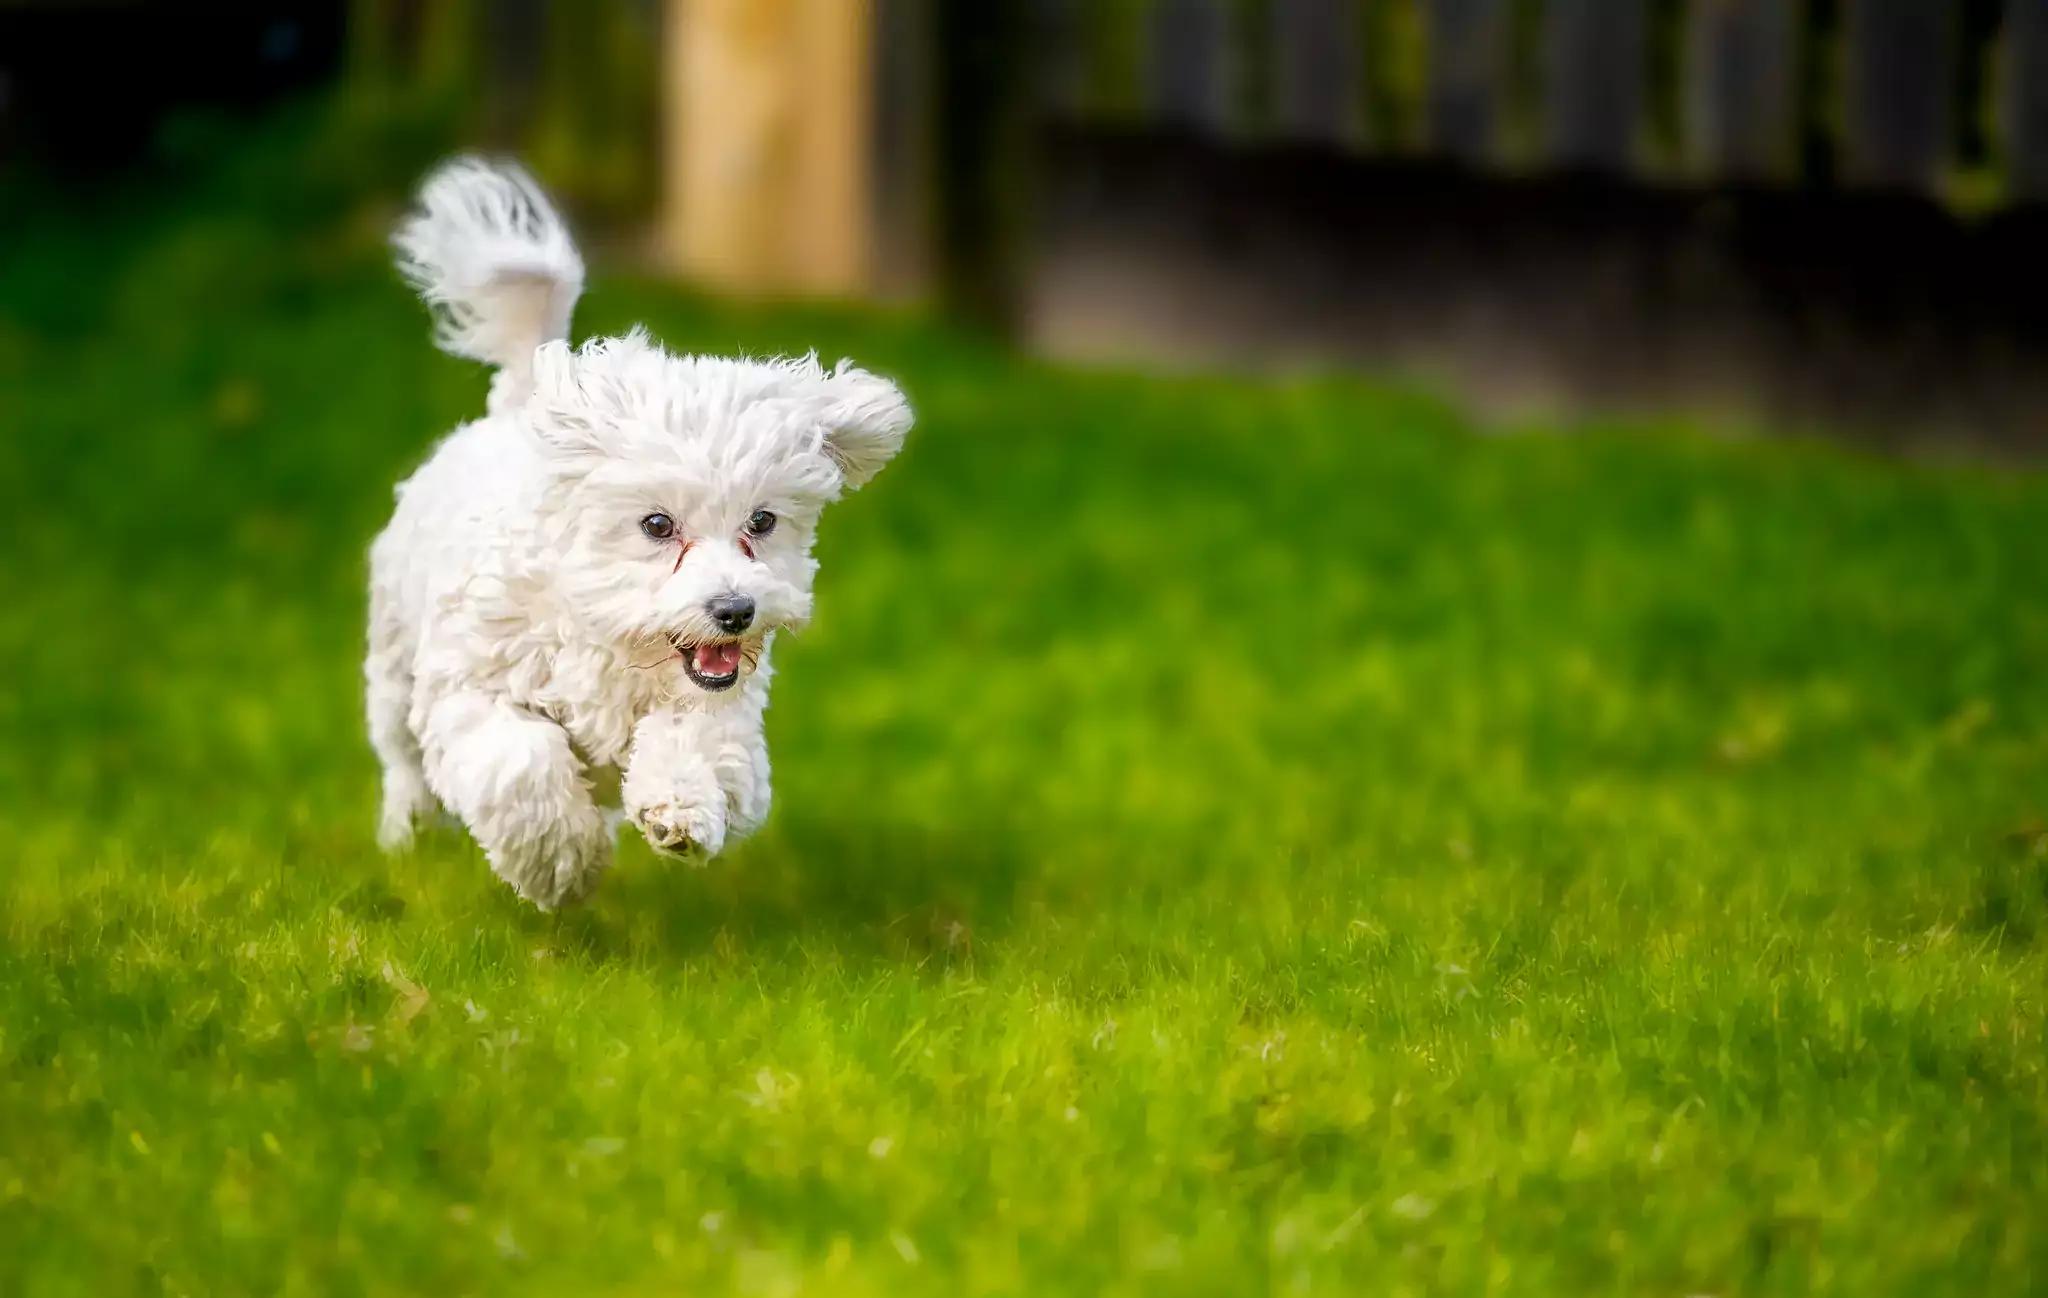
[527,641,669,767]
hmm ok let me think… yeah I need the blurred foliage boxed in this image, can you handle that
[524,1,661,220]
[344,0,660,224]
[1361,0,1427,149]
[1072,0,1152,122]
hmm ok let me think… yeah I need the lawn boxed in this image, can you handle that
[3,120,2046,1297]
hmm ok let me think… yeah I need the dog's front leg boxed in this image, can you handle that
[418,690,611,908]
[624,702,771,859]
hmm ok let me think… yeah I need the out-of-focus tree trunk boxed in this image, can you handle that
[662,0,875,296]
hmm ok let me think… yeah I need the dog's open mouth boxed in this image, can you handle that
[673,637,749,691]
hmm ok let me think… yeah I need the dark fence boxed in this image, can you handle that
[1022,1,2039,205]
[329,0,2048,449]
[981,1,2048,451]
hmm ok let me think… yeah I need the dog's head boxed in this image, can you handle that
[522,331,911,693]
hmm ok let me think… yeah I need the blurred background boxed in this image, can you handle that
[9,0,2048,453]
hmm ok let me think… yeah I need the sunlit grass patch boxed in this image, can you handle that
[1,126,2045,1296]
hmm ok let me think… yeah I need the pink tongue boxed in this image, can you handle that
[693,642,742,676]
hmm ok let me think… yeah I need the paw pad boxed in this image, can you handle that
[634,802,724,860]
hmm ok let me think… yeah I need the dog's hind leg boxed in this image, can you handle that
[366,587,435,851]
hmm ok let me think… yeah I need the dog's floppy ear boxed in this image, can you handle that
[523,339,604,456]
[816,361,913,491]
[530,337,576,403]
[526,335,660,460]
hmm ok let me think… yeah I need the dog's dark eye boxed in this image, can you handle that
[745,509,777,538]
[640,512,675,541]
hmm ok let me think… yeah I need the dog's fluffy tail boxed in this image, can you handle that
[393,157,584,413]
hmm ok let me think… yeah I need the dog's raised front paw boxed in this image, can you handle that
[633,799,726,861]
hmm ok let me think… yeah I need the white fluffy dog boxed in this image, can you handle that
[367,159,912,908]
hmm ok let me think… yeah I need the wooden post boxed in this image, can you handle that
[1545,0,1643,172]
[663,0,875,296]
[1686,0,1796,182]
[2008,0,2048,204]
[1150,0,1231,132]
[1844,0,1949,190]
[1426,0,1506,165]
[1272,0,1361,145]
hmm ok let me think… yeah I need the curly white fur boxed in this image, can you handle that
[392,157,585,413]
[369,158,911,908]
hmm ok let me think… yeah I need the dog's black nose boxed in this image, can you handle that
[706,594,755,634]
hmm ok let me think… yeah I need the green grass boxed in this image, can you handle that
[3,122,2047,1297]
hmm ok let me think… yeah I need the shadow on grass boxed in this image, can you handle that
[523,810,1042,969]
